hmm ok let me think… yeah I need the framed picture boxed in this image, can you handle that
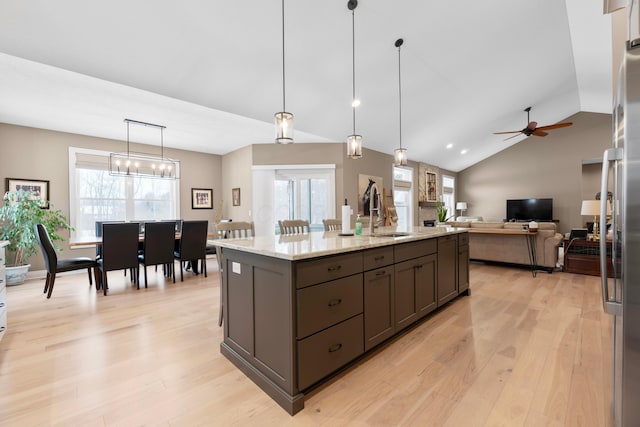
[232,188,241,206]
[191,188,213,209]
[5,177,50,208]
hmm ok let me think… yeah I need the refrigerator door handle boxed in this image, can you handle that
[601,147,622,316]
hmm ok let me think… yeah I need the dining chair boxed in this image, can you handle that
[278,219,310,235]
[322,219,342,231]
[213,221,255,327]
[97,222,140,295]
[174,220,208,281]
[138,221,176,287]
[34,224,99,299]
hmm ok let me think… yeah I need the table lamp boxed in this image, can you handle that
[581,199,611,240]
[456,202,467,218]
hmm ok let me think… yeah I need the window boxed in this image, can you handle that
[252,165,335,236]
[69,147,180,241]
[275,169,334,233]
[442,174,455,220]
[393,166,413,229]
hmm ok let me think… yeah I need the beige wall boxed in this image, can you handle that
[221,145,252,221]
[0,123,222,269]
[457,111,611,235]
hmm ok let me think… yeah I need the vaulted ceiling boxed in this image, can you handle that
[0,0,613,172]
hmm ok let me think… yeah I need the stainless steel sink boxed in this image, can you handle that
[371,232,411,238]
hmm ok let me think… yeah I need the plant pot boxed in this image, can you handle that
[6,264,30,286]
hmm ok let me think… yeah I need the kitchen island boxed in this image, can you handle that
[213,226,469,414]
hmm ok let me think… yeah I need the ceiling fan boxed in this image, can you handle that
[494,107,573,141]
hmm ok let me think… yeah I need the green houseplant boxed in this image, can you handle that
[0,189,72,285]
[436,200,448,223]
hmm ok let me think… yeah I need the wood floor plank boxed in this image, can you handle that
[0,261,613,426]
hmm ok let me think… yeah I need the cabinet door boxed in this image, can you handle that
[364,267,394,351]
[394,258,420,331]
[458,244,469,294]
[416,254,437,318]
[437,235,457,306]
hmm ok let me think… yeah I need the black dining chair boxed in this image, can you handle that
[96,222,140,295]
[34,224,99,299]
[174,220,208,282]
[138,221,176,287]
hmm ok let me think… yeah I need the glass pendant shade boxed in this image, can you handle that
[394,147,407,166]
[275,111,294,144]
[347,134,363,159]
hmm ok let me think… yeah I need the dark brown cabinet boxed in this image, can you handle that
[437,235,457,305]
[364,266,394,351]
[458,233,469,294]
[363,246,394,351]
[219,230,470,415]
[393,240,438,332]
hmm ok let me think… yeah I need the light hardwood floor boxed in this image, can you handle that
[0,260,612,426]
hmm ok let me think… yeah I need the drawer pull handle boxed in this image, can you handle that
[327,298,342,307]
[374,255,385,261]
[415,264,423,269]
[0,303,4,308]
[0,326,4,332]
[327,265,342,272]
[328,343,342,353]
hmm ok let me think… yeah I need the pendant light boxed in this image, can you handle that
[109,119,180,179]
[394,38,407,166]
[346,0,362,159]
[275,0,293,144]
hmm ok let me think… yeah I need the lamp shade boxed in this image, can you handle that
[581,199,611,216]
[456,202,467,210]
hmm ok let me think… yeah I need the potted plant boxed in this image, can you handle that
[436,200,449,223]
[0,189,72,285]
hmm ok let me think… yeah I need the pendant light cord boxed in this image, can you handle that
[397,41,402,150]
[281,0,286,112]
[351,8,356,135]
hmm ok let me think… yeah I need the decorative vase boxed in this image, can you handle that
[6,264,30,286]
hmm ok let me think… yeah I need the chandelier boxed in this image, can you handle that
[109,119,180,179]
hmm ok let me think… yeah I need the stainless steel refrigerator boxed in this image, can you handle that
[600,5,640,425]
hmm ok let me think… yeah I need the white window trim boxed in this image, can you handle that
[68,146,181,241]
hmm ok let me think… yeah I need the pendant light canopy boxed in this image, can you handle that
[394,38,407,166]
[275,0,293,144]
[109,119,180,179]
[346,0,362,159]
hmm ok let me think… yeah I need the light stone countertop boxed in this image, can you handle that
[212,226,468,261]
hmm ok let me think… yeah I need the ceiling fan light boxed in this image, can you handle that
[394,147,407,166]
[347,134,362,159]
[275,111,294,144]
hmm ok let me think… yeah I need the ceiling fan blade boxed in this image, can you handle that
[493,130,522,135]
[535,122,573,131]
[532,130,548,137]
[526,121,538,131]
[501,133,523,141]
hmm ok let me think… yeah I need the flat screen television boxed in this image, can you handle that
[506,198,553,222]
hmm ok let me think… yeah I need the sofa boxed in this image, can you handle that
[445,221,563,271]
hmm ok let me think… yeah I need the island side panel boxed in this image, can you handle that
[222,249,296,396]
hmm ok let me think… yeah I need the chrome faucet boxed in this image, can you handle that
[369,183,381,234]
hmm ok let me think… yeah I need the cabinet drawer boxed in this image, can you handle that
[363,246,394,271]
[297,314,364,390]
[297,274,363,339]
[458,232,469,246]
[296,252,363,288]
[394,239,437,263]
